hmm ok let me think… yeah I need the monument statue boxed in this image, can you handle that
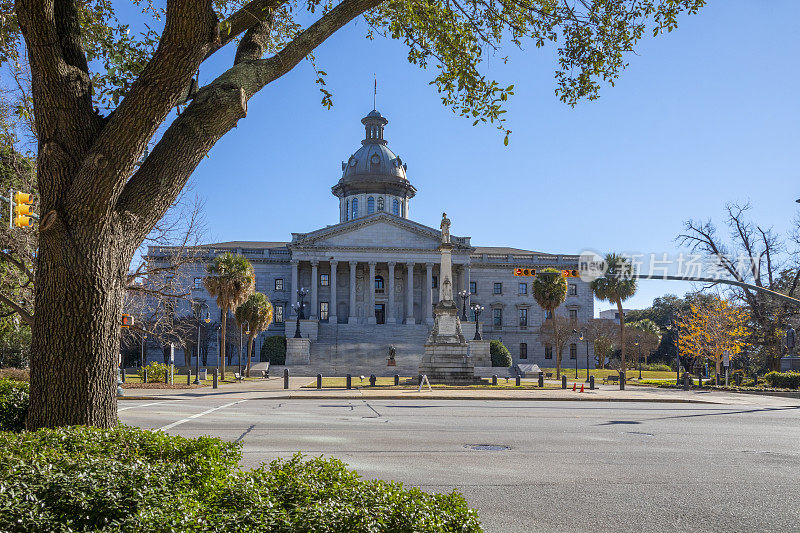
[785,326,796,355]
[440,212,451,244]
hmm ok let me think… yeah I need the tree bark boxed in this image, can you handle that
[220,310,228,379]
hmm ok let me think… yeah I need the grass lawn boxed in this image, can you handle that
[303,376,562,389]
[542,368,677,381]
[121,372,266,388]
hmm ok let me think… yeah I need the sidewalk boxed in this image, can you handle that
[118,378,800,407]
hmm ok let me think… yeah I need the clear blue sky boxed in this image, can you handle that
[168,1,799,314]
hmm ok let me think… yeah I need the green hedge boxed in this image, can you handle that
[764,371,800,389]
[0,378,28,431]
[261,335,286,365]
[489,340,512,367]
[0,426,482,532]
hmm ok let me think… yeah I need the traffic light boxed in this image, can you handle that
[561,269,580,278]
[121,314,134,328]
[12,191,34,228]
[513,268,537,277]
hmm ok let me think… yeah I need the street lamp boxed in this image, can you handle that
[140,332,147,368]
[193,301,210,385]
[579,331,590,382]
[296,287,308,319]
[458,289,469,321]
[292,302,302,338]
[239,319,250,380]
[471,304,484,340]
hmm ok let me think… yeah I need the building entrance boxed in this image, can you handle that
[375,304,385,325]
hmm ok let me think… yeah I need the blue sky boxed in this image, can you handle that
[168,1,797,314]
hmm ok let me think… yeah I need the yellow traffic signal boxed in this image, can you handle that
[513,268,537,277]
[12,191,34,228]
[561,269,579,278]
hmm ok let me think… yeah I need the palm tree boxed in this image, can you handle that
[532,268,568,378]
[235,292,274,377]
[203,252,255,379]
[590,253,637,388]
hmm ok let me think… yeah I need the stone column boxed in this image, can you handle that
[329,260,338,324]
[290,259,299,317]
[425,262,434,325]
[387,262,396,324]
[310,260,319,319]
[367,261,377,324]
[406,262,415,325]
[348,261,358,324]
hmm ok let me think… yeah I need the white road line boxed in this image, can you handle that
[118,401,168,412]
[158,400,247,431]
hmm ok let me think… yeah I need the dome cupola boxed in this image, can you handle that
[332,110,417,223]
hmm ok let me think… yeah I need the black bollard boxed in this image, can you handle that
[589,375,595,390]
[715,374,720,387]
[283,368,289,390]
[492,375,498,386]
[120,369,126,383]
[538,373,544,387]
[752,373,758,387]
[561,375,567,389]
[394,374,399,386]
[515,375,521,386]
[213,368,218,389]
[346,374,352,389]
[620,370,625,390]
[165,370,169,384]
[697,374,702,388]
[683,372,690,390]
[369,374,376,386]
[187,371,191,385]
[418,374,423,386]
[143,369,148,384]
[316,374,322,389]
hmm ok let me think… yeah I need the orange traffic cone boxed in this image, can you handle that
[572,383,576,391]
[580,384,584,393]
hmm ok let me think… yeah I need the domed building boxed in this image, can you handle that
[145,110,593,375]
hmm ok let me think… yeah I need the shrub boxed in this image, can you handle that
[642,363,672,372]
[764,371,800,389]
[137,362,172,382]
[261,335,286,365]
[0,378,29,431]
[0,426,482,532]
[490,340,512,367]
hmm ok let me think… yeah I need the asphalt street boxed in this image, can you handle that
[120,398,800,532]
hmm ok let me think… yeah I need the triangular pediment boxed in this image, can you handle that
[291,213,470,250]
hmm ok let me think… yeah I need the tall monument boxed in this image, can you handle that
[419,214,479,383]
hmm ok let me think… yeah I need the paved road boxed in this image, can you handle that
[120,398,800,532]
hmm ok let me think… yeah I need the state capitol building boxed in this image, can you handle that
[146,110,594,374]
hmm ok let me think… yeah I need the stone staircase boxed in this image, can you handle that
[288,323,432,376]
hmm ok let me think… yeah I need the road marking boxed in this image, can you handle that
[118,401,168,412]
[158,400,247,431]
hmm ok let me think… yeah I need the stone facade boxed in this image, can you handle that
[143,110,594,372]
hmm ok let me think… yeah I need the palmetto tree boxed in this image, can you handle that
[591,253,637,387]
[532,268,568,378]
[203,253,254,379]
[235,292,274,378]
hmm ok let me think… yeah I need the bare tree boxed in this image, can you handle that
[539,315,576,378]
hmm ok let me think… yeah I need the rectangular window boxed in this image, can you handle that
[469,281,477,294]
[320,302,329,321]
[275,278,283,291]
[545,344,553,359]
[545,310,553,320]
[193,277,202,290]
[569,309,578,321]
[432,276,438,288]
[519,308,528,327]
[493,282,502,295]
[520,343,528,359]
[493,308,502,327]
[320,274,329,287]
[570,343,577,360]
[274,305,284,324]
[568,283,577,296]
[518,282,527,295]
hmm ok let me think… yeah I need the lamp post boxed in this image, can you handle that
[239,319,249,380]
[193,301,210,385]
[297,287,308,319]
[635,340,642,380]
[458,289,469,321]
[572,329,579,378]
[140,332,147,368]
[580,331,589,382]
[471,304,484,340]
[292,302,302,338]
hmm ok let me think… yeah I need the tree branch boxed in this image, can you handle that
[115,0,382,239]
[207,0,285,60]
[0,292,34,327]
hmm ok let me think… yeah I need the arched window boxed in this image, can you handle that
[367,196,375,214]
[375,275,384,292]
[377,197,384,211]
[351,198,358,219]
[345,199,350,221]
[392,199,400,216]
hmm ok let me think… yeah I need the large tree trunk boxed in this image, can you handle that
[220,311,227,379]
[27,225,131,429]
[616,298,626,390]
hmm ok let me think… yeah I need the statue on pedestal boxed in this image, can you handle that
[785,326,796,356]
[440,212,450,244]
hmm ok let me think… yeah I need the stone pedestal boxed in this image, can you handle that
[467,339,491,366]
[780,356,800,372]
[299,319,319,340]
[286,338,311,365]
[461,321,483,340]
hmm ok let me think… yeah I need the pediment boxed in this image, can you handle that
[291,214,469,251]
